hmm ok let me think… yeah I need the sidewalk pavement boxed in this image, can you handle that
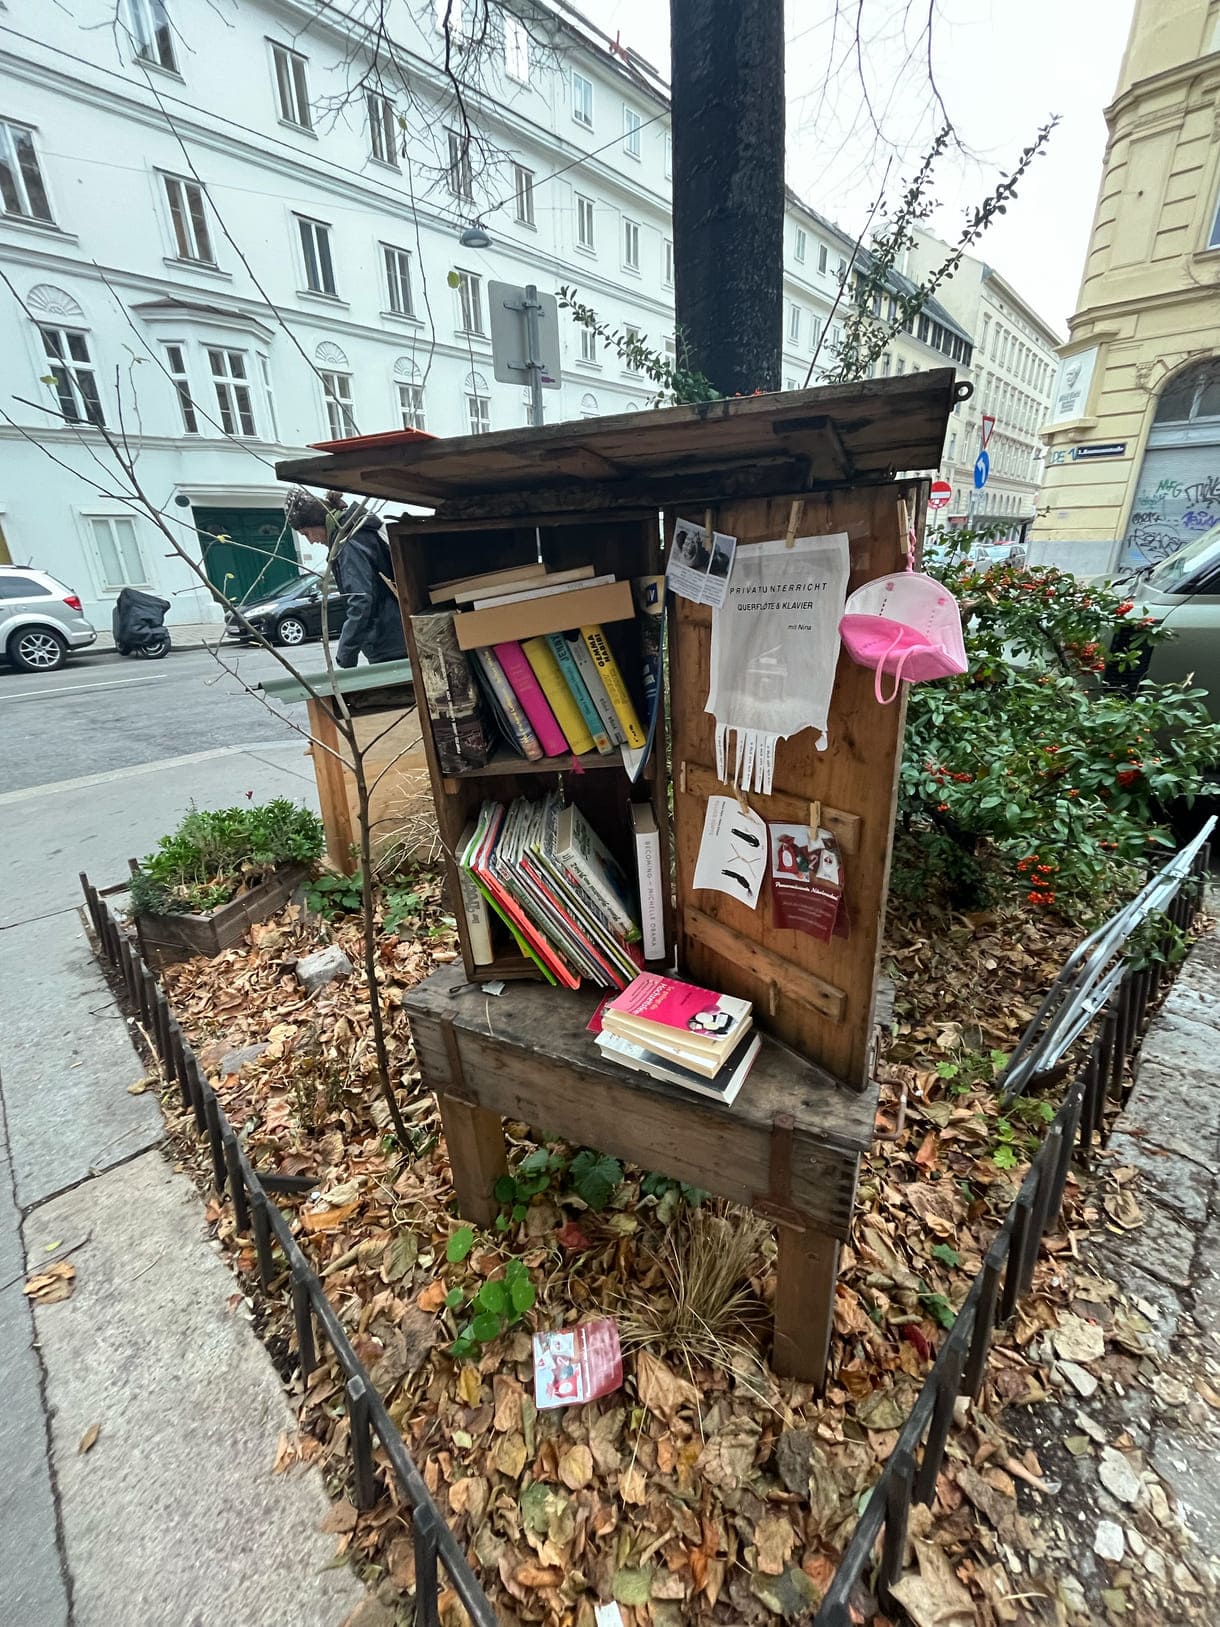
[91,620,224,652]
[999,910,1220,1624]
[0,747,373,1625]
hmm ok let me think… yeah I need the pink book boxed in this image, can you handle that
[604,971,751,1046]
[493,641,569,757]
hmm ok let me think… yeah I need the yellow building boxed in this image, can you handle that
[1033,0,1220,573]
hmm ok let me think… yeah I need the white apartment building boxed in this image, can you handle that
[906,228,1063,534]
[0,0,682,626]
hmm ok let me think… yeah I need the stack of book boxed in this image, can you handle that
[594,972,760,1105]
[414,564,648,766]
[458,793,645,989]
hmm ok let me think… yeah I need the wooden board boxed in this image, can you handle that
[667,484,923,1090]
[404,963,876,1241]
[276,371,962,511]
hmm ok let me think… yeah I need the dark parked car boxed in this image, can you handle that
[223,573,348,647]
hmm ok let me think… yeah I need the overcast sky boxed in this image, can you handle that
[586,0,1136,336]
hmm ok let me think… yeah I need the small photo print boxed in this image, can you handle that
[667,517,738,607]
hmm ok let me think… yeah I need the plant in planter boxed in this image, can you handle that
[130,799,324,963]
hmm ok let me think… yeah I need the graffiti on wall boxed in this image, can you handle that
[1123,471,1220,565]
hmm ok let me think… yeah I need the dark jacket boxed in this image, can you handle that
[330,507,407,669]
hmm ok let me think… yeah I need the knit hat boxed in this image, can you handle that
[283,486,330,531]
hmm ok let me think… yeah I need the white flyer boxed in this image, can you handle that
[692,795,768,909]
[667,517,737,608]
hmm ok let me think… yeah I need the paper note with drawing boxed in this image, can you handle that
[667,517,737,608]
[706,532,850,793]
[692,795,767,909]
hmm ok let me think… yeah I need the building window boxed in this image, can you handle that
[623,106,641,158]
[663,238,673,287]
[917,314,930,342]
[624,325,641,372]
[817,243,828,274]
[787,304,800,344]
[447,128,473,201]
[383,244,414,316]
[572,70,593,128]
[830,325,842,353]
[0,120,53,223]
[271,42,311,129]
[90,516,148,590]
[297,216,336,295]
[208,348,256,437]
[320,369,355,439]
[436,0,465,36]
[896,357,905,375]
[504,14,529,82]
[576,193,595,251]
[466,390,490,435]
[1208,187,1220,250]
[367,92,397,165]
[39,325,104,426]
[130,0,176,71]
[522,390,540,427]
[513,163,535,226]
[794,227,807,263]
[163,342,197,433]
[664,133,672,178]
[881,353,891,377]
[837,257,847,283]
[257,353,278,440]
[580,392,599,420]
[398,381,425,431]
[455,269,484,334]
[579,326,597,365]
[622,217,640,272]
[162,174,212,263]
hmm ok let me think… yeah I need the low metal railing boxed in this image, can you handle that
[812,826,1211,1625]
[80,873,498,1627]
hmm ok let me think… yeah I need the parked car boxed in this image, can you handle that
[1,566,97,673]
[223,574,347,647]
[1107,521,1220,722]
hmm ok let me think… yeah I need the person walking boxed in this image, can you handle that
[283,487,407,668]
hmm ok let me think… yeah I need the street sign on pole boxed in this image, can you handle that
[973,450,990,490]
[980,414,995,450]
[488,281,562,424]
[928,480,952,510]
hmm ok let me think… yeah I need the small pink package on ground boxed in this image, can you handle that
[533,1318,623,1409]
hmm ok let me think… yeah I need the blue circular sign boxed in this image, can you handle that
[973,450,990,490]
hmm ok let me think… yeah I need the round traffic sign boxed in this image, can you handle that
[928,480,952,510]
[973,450,990,490]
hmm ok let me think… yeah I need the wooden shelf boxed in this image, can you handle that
[441,748,651,791]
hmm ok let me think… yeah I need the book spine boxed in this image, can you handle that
[471,648,543,760]
[491,641,570,756]
[475,829,578,988]
[632,809,666,962]
[579,626,646,748]
[522,638,595,754]
[557,811,637,938]
[566,631,626,747]
[545,634,612,754]
[409,610,492,772]
[457,867,494,964]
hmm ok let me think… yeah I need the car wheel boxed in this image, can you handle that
[8,626,68,673]
[276,615,308,646]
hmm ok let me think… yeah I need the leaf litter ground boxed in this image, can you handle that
[154,873,1216,1627]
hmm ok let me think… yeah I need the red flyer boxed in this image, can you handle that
[768,823,848,942]
[533,1318,623,1409]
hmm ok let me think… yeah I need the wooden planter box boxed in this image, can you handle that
[134,863,309,967]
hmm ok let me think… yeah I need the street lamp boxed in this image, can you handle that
[459,222,491,249]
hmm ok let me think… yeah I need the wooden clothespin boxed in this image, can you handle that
[736,783,750,816]
[783,498,804,550]
[808,799,822,841]
[897,497,912,563]
[704,507,714,552]
[768,981,779,1018]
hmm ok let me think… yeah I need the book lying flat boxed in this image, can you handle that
[429,563,543,605]
[602,970,752,1073]
[455,565,596,605]
[595,1029,760,1106]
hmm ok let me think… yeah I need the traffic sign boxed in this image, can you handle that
[973,450,990,490]
[928,480,952,510]
[980,414,995,450]
[488,280,562,390]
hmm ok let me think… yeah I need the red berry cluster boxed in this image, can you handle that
[1017,854,1057,906]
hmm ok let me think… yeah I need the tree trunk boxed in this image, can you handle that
[669,0,784,396]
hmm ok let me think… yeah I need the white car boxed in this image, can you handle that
[1,566,97,672]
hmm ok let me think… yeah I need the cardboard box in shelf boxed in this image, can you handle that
[453,579,635,652]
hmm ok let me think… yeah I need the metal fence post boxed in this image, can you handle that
[963,1246,1003,1400]
[292,1266,318,1379]
[877,1449,915,1602]
[222,1129,250,1233]
[250,1189,275,1290]
[412,1507,442,1627]
[347,1376,378,1511]
[914,1338,966,1505]
[202,1090,228,1195]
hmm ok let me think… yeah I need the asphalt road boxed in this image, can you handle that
[0,640,330,794]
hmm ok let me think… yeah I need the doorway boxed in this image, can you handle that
[194,507,300,604]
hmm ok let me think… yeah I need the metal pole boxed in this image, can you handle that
[523,283,545,428]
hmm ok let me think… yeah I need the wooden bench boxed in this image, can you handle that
[404,962,878,1386]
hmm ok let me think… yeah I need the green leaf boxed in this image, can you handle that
[919,1290,956,1330]
[931,1243,962,1268]
[475,1279,510,1317]
[494,1175,517,1204]
[517,1147,555,1176]
[494,1213,510,1232]
[445,1287,464,1309]
[470,1311,503,1344]
[992,1145,1019,1170]
[446,1226,475,1263]
[511,1203,528,1222]
[569,1149,623,1211]
[509,1275,536,1315]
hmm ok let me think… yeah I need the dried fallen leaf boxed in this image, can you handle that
[320,1497,359,1533]
[559,1443,594,1490]
[457,1365,481,1407]
[77,1422,101,1454]
[24,1261,76,1303]
[636,1348,699,1422]
[754,1513,798,1576]
[417,1280,447,1313]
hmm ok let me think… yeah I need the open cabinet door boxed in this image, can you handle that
[667,484,923,1090]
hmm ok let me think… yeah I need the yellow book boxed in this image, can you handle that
[522,636,595,754]
[579,625,646,748]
